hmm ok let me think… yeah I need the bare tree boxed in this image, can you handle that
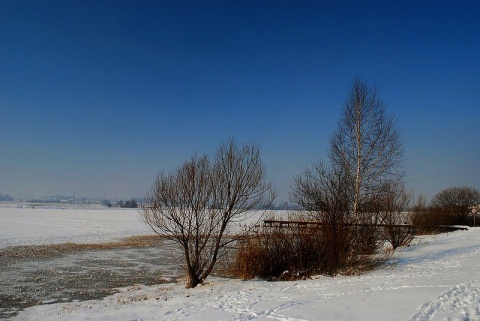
[142,139,275,288]
[291,161,350,224]
[329,78,404,221]
[430,186,480,225]
[291,78,404,274]
[378,183,413,249]
[291,161,352,275]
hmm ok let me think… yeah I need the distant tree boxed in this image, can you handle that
[142,139,275,288]
[101,199,112,207]
[121,199,138,208]
[430,186,480,226]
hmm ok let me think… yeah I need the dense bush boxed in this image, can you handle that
[430,186,480,226]
[232,226,326,280]
[232,221,393,280]
[410,187,480,233]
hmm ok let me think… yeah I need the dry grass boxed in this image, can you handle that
[231,227,326,281]
[231,223,395,281]
[0,234,162,260]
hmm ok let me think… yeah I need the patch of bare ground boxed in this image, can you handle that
[0,234,162,260]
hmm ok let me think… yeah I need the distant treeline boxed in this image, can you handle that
[101,199,140,208]
[0,194,14,202]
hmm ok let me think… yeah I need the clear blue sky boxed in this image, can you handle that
[1,0,479,202]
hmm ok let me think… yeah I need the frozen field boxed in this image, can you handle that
[1,205,479,320]
[0,204,152,249]
[0,204,184,319]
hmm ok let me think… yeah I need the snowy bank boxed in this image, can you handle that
[11,227,480,321]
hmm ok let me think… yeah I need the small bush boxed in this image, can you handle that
[232,226,325,280]
[382,225,415,249]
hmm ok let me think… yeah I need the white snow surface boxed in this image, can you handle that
[0,205,151,248]
[2,205,480,321]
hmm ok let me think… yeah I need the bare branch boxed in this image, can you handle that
[141,138,275,288]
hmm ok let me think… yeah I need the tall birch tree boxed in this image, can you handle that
[329,78,404,222]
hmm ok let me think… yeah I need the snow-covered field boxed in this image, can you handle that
[0,204,151,249]
[1,205,479,321]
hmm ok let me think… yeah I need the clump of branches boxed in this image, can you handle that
[409,194,439,234]
[289,162,396,277]
[290,161,355,275]
[410,186,480,233]
[232,214,394,280]
[232,223,326,280]
[232,79,410,281]
[430,186,480,226]
[142,138,276,288]
[287,78,405,277]
[376,183,414,249]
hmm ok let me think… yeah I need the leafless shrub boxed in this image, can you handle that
[290,162,395,275]
[344,246,394,275]
[287,78,404,276]
[232,224,325,280]
[232,219,393,280]
[411,187,480,233]
[430,186,480,226]
[409,194,451,234]
[377,184,414,249]
[142,138,275,288]
[409,194,432,234]
[290,161,354,275]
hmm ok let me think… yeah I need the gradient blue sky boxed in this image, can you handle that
[1,0,479,202]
